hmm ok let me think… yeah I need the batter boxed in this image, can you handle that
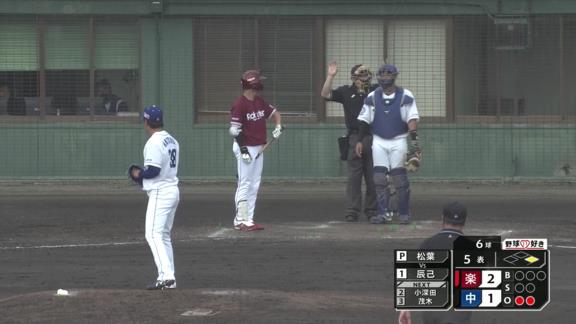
[229,70,283,231]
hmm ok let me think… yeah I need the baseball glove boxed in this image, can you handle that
[405,151,422,172]
[405,130,421,172]
[128,164,143,186]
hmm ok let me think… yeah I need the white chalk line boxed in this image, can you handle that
[3,241,575,250]
[207,228,232,238]
[549,245,576,249]
[1,222,573,250]
[0,241,141,250]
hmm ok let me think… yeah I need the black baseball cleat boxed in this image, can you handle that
[370,212,393,224]
[399,216,411,225]
[345,214,359,222]
[147,279,176,290]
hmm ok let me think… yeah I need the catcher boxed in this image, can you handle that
[355,63,421,225]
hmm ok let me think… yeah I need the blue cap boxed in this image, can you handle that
[378,64,399,75]
[143,105,163,122]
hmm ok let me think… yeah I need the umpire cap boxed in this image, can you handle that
[442,201,467,225]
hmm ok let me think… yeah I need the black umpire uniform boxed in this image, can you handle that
[419,202,472,324]
[329,79,379,221]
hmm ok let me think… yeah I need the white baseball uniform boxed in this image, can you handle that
[357,88,419,169]
[230,95,276,227]
[142,130,180,282]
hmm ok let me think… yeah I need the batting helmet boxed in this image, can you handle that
[241,70,266,90]
[376,64,399,88]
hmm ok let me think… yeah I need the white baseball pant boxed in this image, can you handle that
[372,134,408,169]
[233,142,264,226]
[145,186,180,281]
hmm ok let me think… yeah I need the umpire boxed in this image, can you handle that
[321,61,378,222]
[398,201,472,324]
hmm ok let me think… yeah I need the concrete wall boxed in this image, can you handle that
[1,123,575,180]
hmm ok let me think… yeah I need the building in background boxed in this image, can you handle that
[0,0,575,180]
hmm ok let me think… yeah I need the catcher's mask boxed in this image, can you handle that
[351,64,372,93]
[351,64,372,82]
[241,70,266,91]
[377,64,398,88]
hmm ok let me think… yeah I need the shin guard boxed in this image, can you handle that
[373,166,390,216]
[390,168,410,217]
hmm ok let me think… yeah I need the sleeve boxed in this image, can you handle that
[328,86,346,104]
[401,89,420,123]
[141,165,161,179]
[230,101,243,127]
[143,140,163,169]
[357,94,375,125]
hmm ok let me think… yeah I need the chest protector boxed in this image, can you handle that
[371,87,413,139]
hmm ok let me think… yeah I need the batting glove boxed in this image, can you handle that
[240,146,252,164]
[272,124,283,139]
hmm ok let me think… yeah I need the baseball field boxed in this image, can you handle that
[0,181,574,323]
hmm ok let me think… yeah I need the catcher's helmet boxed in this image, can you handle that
[377,64,398,88]
[241,70,266,90]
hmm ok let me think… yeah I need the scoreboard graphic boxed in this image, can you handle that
[395,236,549,311]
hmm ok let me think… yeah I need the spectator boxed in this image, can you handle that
[95,79,128,114]
[0,83,26,115]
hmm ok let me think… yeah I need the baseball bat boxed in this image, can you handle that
[255,126,285,159]
[255,137,276,160]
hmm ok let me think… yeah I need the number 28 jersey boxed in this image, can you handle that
[142,130,179,191]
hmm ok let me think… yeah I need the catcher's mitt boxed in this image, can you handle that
[405,151,422,172]
[128,164,143,186]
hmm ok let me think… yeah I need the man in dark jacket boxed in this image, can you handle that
[398,202,472,324]
[95,79,128,115]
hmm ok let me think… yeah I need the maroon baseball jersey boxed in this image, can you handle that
[230,95,276,146]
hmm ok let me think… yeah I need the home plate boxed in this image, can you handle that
[181,309,219,317]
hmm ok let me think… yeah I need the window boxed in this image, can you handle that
[325,18,385,118]
[0,18,38,116]
[194,17,318,121]
[195,18,256,115]
[454,15,575,120]
[388,20,446,118]
[0,17,140,119]
[325,18,446,119]
[94,21,140,116]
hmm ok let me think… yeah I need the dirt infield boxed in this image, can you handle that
[0,182,574,323]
